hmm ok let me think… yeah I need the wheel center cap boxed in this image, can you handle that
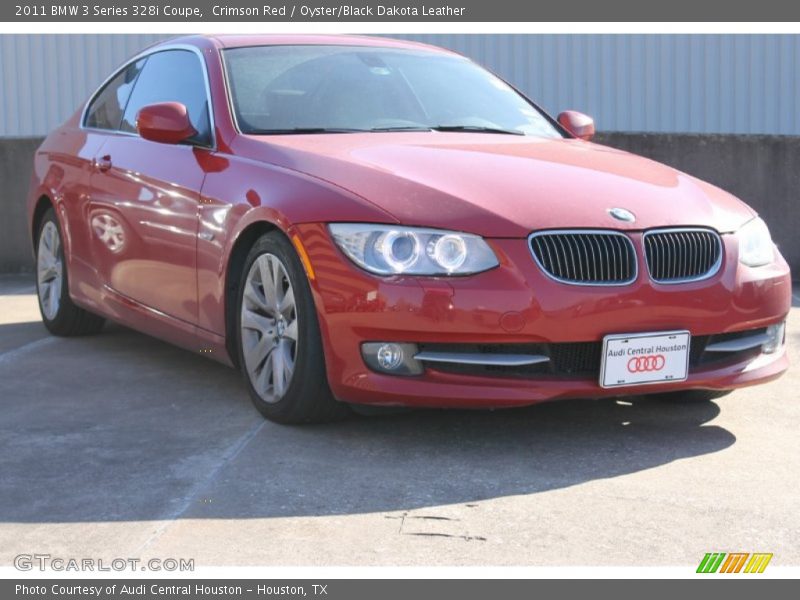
[276,319,286,338]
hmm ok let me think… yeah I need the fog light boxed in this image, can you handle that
[762,321,786,354]
[378,343,404,370]
[361,342,423,375]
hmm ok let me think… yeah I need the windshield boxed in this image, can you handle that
[222,45,563,137]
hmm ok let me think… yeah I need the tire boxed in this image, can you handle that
[648,389,733,403]
[35,208,105,336]
[236,231,349,424]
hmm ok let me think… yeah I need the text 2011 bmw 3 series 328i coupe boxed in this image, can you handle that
[28,35,791,423]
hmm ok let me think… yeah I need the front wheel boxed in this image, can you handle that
[236,231,349,424]
[36,208,104,336]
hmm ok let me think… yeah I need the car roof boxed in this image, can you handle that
[161,34,458,55]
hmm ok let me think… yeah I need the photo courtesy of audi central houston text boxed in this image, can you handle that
[27,34,791,424]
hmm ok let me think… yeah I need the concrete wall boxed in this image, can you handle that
[0,135,797,276]
[0,137,41,272]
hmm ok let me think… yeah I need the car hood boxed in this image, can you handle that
[236,133,755,237]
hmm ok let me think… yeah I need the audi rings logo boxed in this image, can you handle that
[627,354,666,373]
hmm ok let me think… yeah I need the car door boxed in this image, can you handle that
[67,57,144,278]
[88,48,214,325]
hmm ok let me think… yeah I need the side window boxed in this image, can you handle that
[84,59,145,130]
[120,50,212,146]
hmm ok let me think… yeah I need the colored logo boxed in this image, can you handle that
[697,552,773,573]
[608,207,636,222]
[627,354,665,373]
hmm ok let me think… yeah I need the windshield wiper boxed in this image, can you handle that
[249,127,365,135]
[249,125,526,136]
[368,126,432,132]
[430,125,525,136]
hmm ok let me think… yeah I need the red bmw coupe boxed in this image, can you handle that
[28,35,791,423]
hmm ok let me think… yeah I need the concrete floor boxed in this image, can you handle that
[0,273,798,567]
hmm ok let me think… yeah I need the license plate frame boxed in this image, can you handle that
[599,330,691,388]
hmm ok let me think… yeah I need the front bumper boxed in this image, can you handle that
[293,224,792,408]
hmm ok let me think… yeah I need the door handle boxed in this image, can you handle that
[95,155,113,172]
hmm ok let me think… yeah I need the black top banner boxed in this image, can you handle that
[4,0,800,22]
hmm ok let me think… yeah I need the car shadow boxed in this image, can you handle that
[194,396,733,520]
[0,318,736,523]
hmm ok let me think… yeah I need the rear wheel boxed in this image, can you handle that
[236,232,349,424]
[649,389,733,403]
[36,208,104,336]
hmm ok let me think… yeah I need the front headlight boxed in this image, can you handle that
[737,217,774,267]
[328,223,499,276]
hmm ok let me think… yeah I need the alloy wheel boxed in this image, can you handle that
[37,221,63,321]
[240,253,299,403]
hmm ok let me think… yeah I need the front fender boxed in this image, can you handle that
[196,152,398,337]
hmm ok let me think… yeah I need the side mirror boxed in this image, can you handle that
[557,110,595,141]
[136,102,197,145]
